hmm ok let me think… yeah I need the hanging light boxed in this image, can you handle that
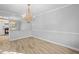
[23,4,32,23]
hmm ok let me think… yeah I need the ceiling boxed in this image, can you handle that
[0,4,69,18]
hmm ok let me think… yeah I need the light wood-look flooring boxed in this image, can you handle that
[0,36,79,54]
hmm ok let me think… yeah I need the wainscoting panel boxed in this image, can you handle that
[32,30,79,51]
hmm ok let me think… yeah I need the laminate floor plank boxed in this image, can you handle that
[0,36,79,54]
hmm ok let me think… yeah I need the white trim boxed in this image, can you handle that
[32,35,79,52]
[33,30,79,35]
[9,33,79,52]
[9,34,79,51]
[10,35,32,41]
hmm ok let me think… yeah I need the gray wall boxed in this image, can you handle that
[32,5,79,50]
[9,19,32,40]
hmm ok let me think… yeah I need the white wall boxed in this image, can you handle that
[32,5,79,50]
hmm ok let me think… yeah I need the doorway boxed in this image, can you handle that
[0,19,9,35]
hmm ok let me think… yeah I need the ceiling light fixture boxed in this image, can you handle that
[22,4,32,23]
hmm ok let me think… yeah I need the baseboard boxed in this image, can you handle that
[9,34,79,52]
[10,35,32,41]
[32,35,79,52]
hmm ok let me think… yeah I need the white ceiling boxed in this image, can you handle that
[0,4,68,18]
